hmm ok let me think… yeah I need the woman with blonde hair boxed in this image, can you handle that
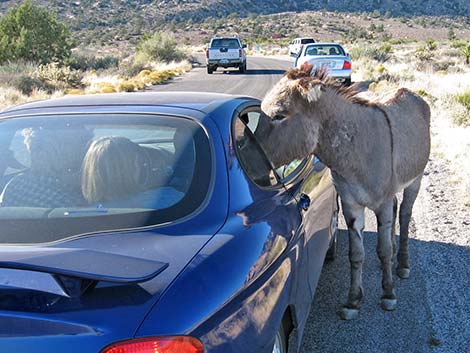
[82,136,183,209]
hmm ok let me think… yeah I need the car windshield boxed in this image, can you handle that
[304,44,345,56]
[0,113,212,244]
[211,38,240,48]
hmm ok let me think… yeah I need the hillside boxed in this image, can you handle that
[1,1,469,48]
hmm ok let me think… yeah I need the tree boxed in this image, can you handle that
[0,1,73,64]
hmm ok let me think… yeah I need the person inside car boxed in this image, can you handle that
[81,136,183,209]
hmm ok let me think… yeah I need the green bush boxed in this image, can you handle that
[12,75,48,95]
[135,32,186,64]
[349,45,391,62]
[0,1,72,64]
[67,53,120,71]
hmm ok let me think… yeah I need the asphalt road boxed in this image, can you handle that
[151,56,468,353]
[150,54,291,99]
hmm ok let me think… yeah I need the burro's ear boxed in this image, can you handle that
[296,78,324,103]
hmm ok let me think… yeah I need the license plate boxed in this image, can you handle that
[220,59,229,64]
[319,61,334,68]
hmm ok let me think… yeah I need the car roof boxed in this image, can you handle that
[0,91,254,117]
[306,42,344,46]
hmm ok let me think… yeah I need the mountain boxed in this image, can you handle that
[1,1,469,47]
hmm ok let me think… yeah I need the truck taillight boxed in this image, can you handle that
[100,336,204,353]
[205,49,209,59]
[343,60,351,69]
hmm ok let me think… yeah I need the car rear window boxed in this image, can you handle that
[300,38,315,44]
[304,44,345,56]
[211,38,240,49]
[0,113,212,244]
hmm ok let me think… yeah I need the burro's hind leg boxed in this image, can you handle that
[339,200,365,320]
[376,198,397,311]
[397,176,422,279]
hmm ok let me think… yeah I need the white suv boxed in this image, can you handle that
[288,37,315,56]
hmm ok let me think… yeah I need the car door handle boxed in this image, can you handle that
[298,193,311,211]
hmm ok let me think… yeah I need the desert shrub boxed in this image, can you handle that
[119,60,147,77]
[118,81,136,92]
[11,75,48,95]
[0,1,72,64]
[459,43,470,65]
[453,91,470,126]
[349,45,391,62]
[415,89,437,104]
[432,60,453,72]
[135,32,186,64]
[34,63,82,89]
[414,47,434,62]
[67,53,120,71]
[450,40,467,49]
[455,92,470,111]
[425,39,438,51]
[0,61,50,94]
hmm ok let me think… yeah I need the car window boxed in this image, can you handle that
[211,38,240,48]
[233,110,308,187]
[305,44,345,56]
[301,38,315,44]
[0,113,212,243]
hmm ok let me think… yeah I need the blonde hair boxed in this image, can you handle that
[82,136,145,203]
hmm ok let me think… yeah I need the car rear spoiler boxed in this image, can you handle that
[0,247,168,298]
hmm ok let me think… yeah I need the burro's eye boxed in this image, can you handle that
[273,114,286,121]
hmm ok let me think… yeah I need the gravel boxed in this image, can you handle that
[299,154,470,353]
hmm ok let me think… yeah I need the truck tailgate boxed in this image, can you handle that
[208,48,240,60]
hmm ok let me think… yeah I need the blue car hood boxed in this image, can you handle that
[0,229,213,352]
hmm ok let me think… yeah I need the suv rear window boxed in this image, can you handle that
[211,38,240,49]
[0,113,212,244]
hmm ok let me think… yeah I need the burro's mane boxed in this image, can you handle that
[285,65,376,107]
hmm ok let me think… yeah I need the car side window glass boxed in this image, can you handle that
[233,112,278,187]
[233,110,309,187]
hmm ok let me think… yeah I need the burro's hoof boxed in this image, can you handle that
[339,307,359,320]
[381,298,397,311]
[397,267,410,279]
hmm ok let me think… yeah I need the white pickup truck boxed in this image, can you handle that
[205,37,247,74]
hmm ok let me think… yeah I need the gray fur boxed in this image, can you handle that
[259,68,431,318]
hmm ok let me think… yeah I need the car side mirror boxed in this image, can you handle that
[242,44,247,48]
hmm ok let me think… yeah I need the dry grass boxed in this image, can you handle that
[1,60,192,111]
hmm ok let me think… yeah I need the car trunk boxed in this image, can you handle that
[0,229,215,353]
[305,55,348,70]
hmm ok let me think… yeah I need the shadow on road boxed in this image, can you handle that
[300,225,470,353]
[206,68,286,76]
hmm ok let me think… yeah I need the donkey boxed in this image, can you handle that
[258,64,430,319]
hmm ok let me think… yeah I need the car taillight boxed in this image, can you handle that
[205,49,209,59]
[239,49,242,58]
[343,60,351,69]
[100,336,204,353]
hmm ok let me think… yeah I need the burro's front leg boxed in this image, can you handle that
[339,201,365,320]
[376,199,397,311]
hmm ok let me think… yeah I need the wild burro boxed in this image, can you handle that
[259,63,430,320]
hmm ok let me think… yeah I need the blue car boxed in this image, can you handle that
[0,92,338,353]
